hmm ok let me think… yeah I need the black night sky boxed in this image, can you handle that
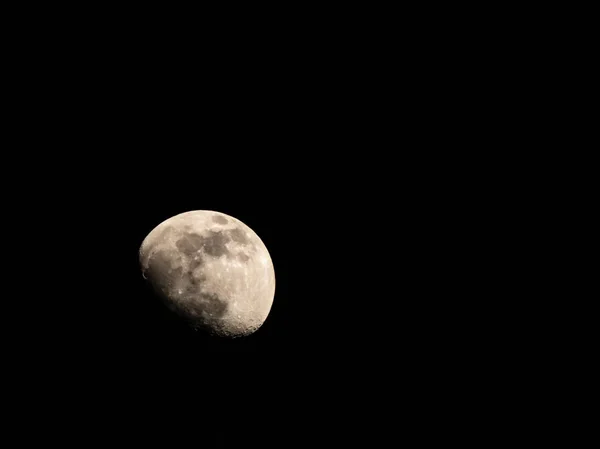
[5,19,505,446]
[33,113,460,447]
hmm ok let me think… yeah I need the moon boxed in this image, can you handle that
[139,210,275,338]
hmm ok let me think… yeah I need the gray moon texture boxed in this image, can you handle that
[139,210,275,338]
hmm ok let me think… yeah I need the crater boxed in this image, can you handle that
[212,215,228,225]
[237,253,250,262]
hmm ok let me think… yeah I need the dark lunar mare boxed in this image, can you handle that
[175,233,205,255]
[199,292,228,318]
[228,227,247,244]
[201,231,230,257]
[176,230,231,258]
[212,215,228,225]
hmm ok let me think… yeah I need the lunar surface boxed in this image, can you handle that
[139,210,275,338]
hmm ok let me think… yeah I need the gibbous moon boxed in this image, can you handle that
[139,210,275,338]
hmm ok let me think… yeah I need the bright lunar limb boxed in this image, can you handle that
[139,210,275,338]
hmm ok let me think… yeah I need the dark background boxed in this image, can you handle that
[18,86,444,445]
[19,102,474,446]
[3,12,520,446]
